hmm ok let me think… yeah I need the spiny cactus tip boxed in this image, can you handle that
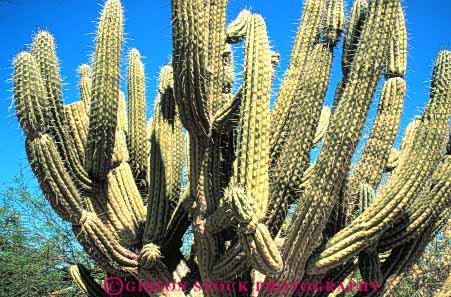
[78,64,91,76]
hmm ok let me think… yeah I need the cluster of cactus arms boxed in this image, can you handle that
[11,0,451,296]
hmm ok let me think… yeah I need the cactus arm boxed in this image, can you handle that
[210,244,249,282]
[171,0,213,138]
[14,53,85,222]
[93,163,144,246]
[31,32,66,130]
[127,49,149,194]
[73,211,138,276]
[206,1,228,114]
[239,224,283,275]
[64,101,89,164]
[205,186,283,275]
[329,1,406,236]
[265,43,335,237]
[23,33,93,191]
[375,211,448,297]
[270,0,326,157]
[200,16,274,280]
[270,0,332,163]
[342,0,369,78]
[226,9,251,43]
[226,187,283,275]
[85,88,145,247]
[69,264,108,297]
[14,3,147,277]
[172,3,244,288]
[394,116,421,166]
[321,0,345,46]
[358,183,374,215]
[340,76,406,228]
[264,0,344,237]
[213,27,251,133]
[349,77,406,190]
[143,65,183,245]
[26,135,83,222]
[85,0,123,181]
[18,38,143,250]
[13,52,48,138]
[332,0,369,110]
[116,164,146,224]
[75,210,164,285]
[79,64,92,109]
[231,13,272,217]
[344,5,408,222]
[386,116,421,176]
[86,120,144,248]
[265,0,398,288]
[83,180,140,247]
[138,243,162,271]
[31,32,75,160]
[143,102,173,244]
[377,156,451,251]
[305,50,451,275]
[385,2,407,78]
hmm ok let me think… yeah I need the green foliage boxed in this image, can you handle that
[0,167,88,297]
[383,223,451,296]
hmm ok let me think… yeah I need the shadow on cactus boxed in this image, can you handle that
[11,0,451,296]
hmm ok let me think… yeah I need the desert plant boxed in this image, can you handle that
[11,0,451,296]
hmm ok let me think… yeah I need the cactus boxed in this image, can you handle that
[69,264,107,297]
[12,0,451,296]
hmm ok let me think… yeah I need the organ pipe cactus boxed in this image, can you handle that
[12,0,451,296]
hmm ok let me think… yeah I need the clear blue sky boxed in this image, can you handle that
[0,0,450,184]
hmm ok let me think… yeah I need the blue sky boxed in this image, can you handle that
[0,0,450,184]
